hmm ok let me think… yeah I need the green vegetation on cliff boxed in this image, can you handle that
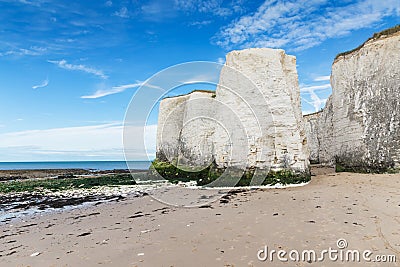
[335,24,400,60]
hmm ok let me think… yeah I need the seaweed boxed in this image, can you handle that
[0,174,136,193]
[150,159,311,187]
[334,155,398,174]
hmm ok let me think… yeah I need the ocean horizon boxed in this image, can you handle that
[0,161,152,171]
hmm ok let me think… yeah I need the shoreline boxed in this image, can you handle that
[0,167,326,224]
[0,169,149,225]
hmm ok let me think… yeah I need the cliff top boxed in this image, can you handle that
[334,24,400,62]
[303,110,323,118]
[162,89,215,100]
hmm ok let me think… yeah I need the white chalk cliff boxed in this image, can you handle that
[156,48,309,173]
[214,48,308,172]
[304,27,400,171]
[156,90,216,169]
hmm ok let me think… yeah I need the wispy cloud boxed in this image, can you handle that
[114,7,129,18]
[32,78,49,89]
[214,0,400,51]
[81,83,140,99]
[0,46,47,57]
[48,59,107,79]
[175,0,244,17]
[190,20,212,28]
[14,0,43,7]
[81,81,161,99]
[175,0,219,13]
[301,83,331,112]
[314,75,331,82]
[300,84,332,92]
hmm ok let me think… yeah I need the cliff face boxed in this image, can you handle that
[156,91,216,168]
[304,29,400,171]
[156,48,309,173]
[303,111,323,163]
[214,48,309,172]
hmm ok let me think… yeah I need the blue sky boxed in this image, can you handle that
[0,0,398,161]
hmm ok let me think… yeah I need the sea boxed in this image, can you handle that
[0,160,154,223]
[0,161,152,171]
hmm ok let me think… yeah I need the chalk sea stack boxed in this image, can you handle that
[155,48,310,186]
[304,25,400,172]
[156,90,216,169]
[213,48,308,172]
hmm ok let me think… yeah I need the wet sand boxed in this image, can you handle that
[0,170,399,266]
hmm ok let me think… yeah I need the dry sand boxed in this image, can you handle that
[1,169,399,266]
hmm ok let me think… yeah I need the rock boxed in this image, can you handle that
[156,93,191,163]
[156,90,216,168]
[304,26,400,171]
[30,252,41,257]
[214,48,309,172]
[156,48,310,175]
[303,111,322,164]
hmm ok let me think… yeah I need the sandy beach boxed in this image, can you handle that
[0,168,399,266]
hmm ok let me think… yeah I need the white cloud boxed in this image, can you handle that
[32,78,49,89]
[81,83,140,99]
[300,84,331,92]
[217,57,225,64]
[302,95,327,113]
[214,0,400,51]
[0,46,47,57]
[48,59,107,79]
[314,75,330,82]
[190,20,212,27]
[175,0,243,17]
[175,0,220,13]
[114,7,129,18]
[15,0,43,6]
[213,7,232,17]
[301,83,331,112]
[81,81,162,99]
[0,123,157,161]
